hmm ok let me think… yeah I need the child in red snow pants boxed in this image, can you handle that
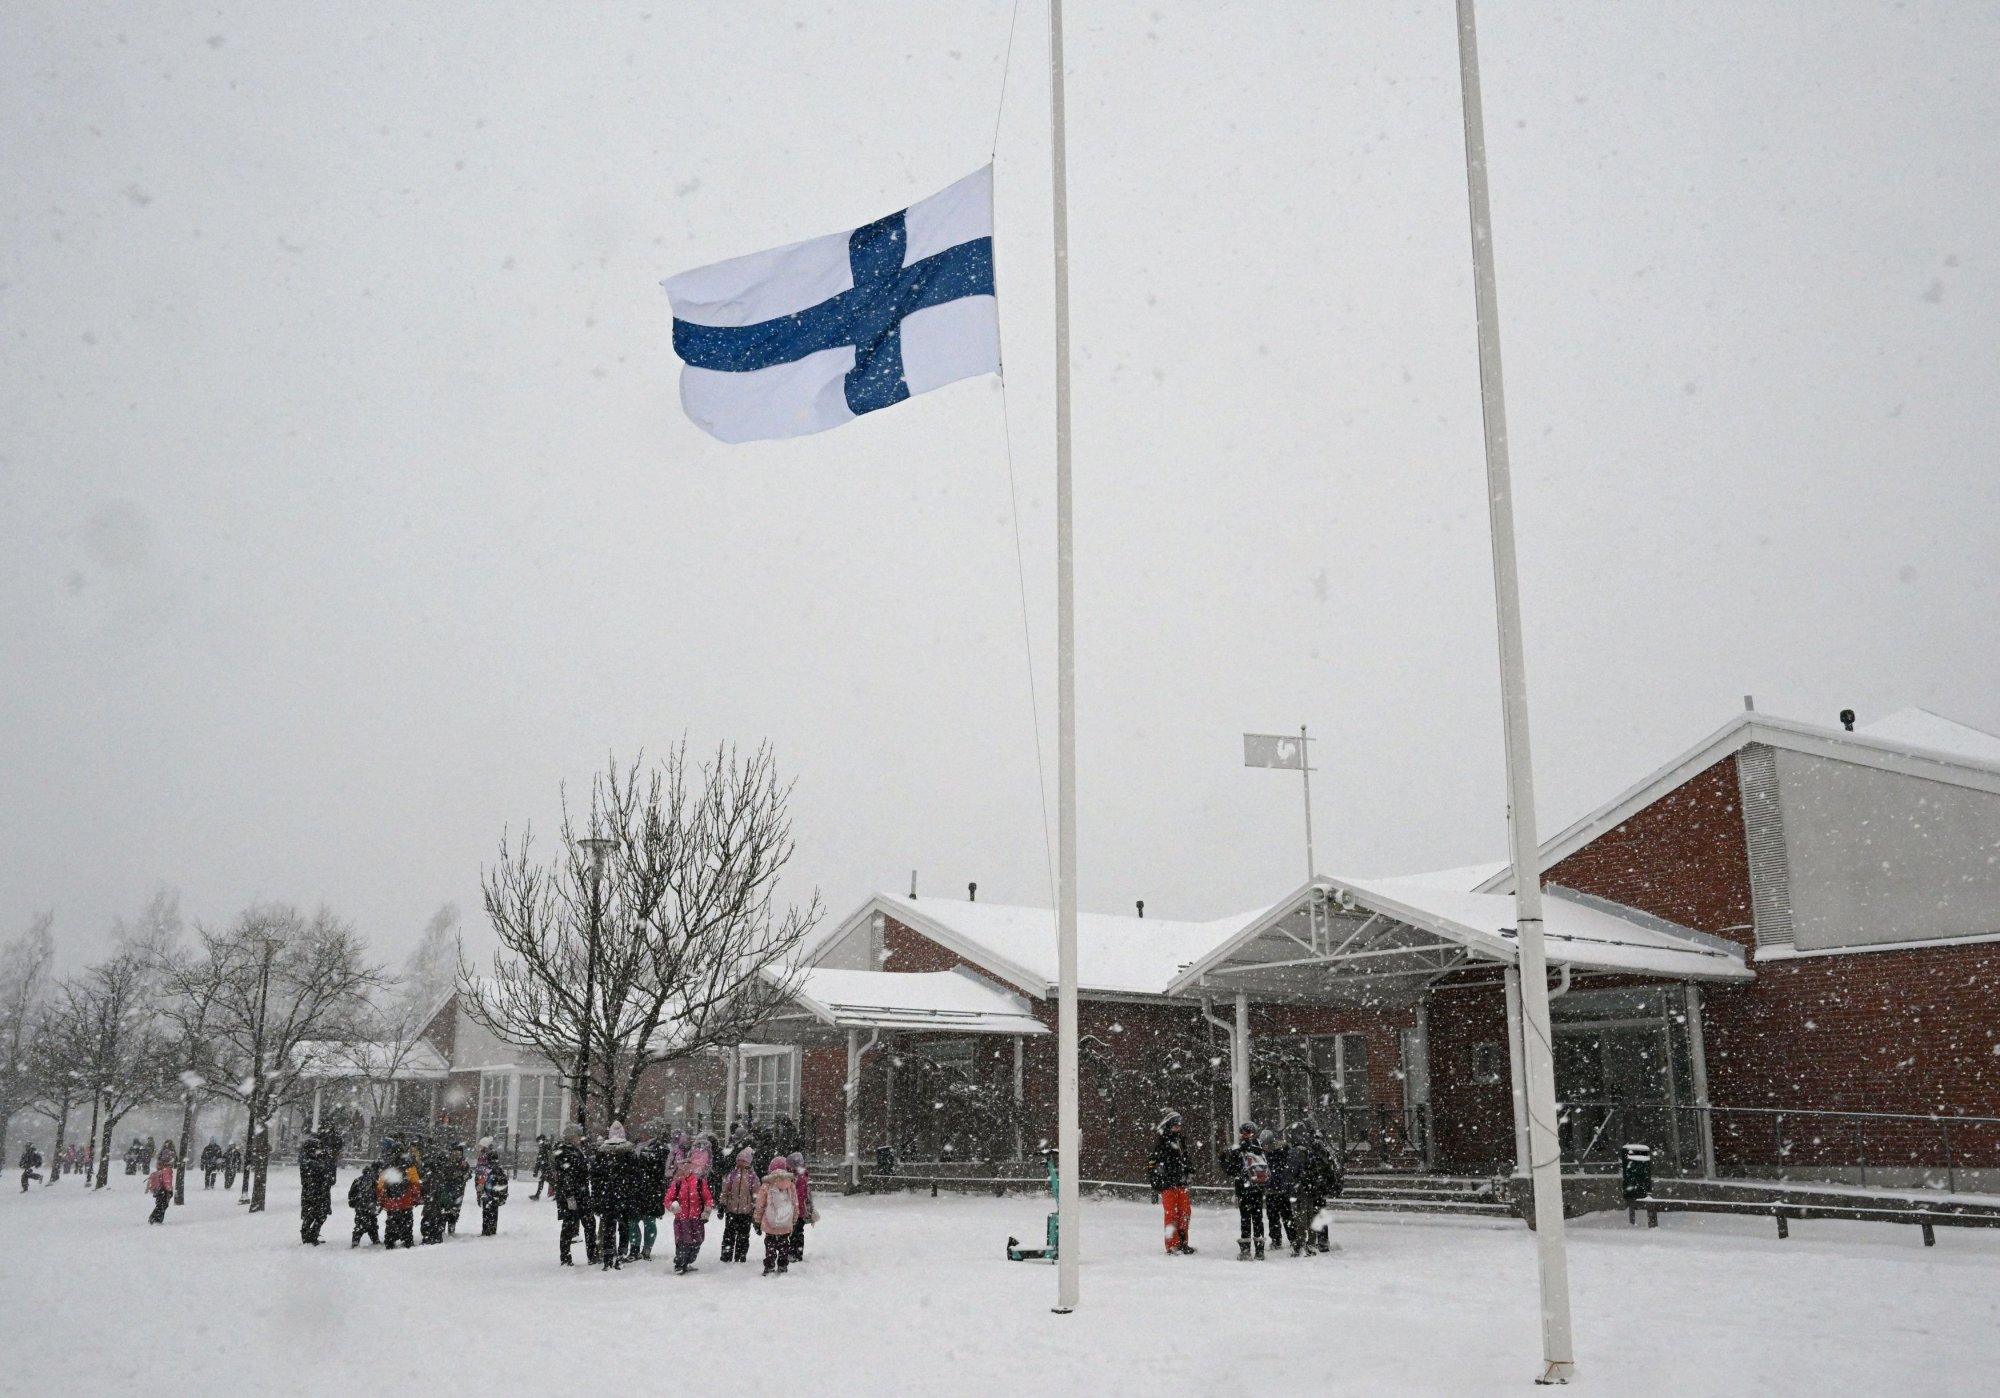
[1160,1186,1192,1252]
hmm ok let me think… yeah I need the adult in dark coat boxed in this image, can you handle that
[297,1130,337,1245]
[549,1127,595,1266]
[200,1139,224,1190]
[591,1126,639,1270]
[222,1142,242,1190]
[423,1142,468,1242]
[530,1134,552,1199]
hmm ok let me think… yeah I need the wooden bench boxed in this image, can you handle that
[1634,1195,2000,1247]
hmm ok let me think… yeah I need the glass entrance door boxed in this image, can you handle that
[1549,987,1696,1173]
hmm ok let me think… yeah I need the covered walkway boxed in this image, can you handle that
[1166,872,1753,1174]
[752,965,1048,1186]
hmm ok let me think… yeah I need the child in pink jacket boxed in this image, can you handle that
[752,1155,799,1276]
[664,1158,714,1274]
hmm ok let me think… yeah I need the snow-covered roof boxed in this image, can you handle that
[855,892,1270,998]
[1167,872,1750,1003]
[779,966,1049,1035]
[1479,706,2000,896]
[1857,705,2000,766]
[293,1039,450,1080]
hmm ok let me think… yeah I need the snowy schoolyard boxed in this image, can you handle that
[3,1175,1996,1397]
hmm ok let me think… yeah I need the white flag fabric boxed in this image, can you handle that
[1243,734,1308,770]
[664,166,1000,443]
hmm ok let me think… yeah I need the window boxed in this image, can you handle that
[740,1047,797,1123]
[518,1073,566,1142]
[1472,1042,1504,1086]
[478,1073,511,1142]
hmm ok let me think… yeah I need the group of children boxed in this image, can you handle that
[540,1121,816,1277]
[343,1134,511,1249]
[1148,1111,1346,1260]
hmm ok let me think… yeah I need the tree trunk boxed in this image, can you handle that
[86,1095,103,1188]
[174,1095,197,1205]
[47,1102,70,1186]
[97,1111,123,1191]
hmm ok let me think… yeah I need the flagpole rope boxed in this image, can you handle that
[989,0,1026,158]
[997,375,1060,914]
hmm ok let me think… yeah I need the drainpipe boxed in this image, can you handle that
[1504,967,1530,1178]
[1684,983,1715,1179]
[844,1028,882,1191]
[1199,994,1250,1133]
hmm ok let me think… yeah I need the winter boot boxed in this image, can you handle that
[1238,1239,1252,1261]
[1254,1241,1265,1260]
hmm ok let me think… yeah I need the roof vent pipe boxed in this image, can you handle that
[910,870,917,898]
[1136,900,1145,919]
[968,882,977,902]
[1743,694,1755,712]
[1839,708,1856,732]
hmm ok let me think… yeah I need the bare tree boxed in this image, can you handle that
[146,936,232,1204]
[0,911,55,1167]
[201,904,384,1211]
[66,953,176,1188]
[26,997,93,1181]
[325,904,463,1154]
[461,744,820,1131]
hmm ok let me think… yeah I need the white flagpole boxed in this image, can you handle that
[1452,0,1575,1382]
[1048,0,1082,1316]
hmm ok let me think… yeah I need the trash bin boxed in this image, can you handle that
[1621,1143,1653,1209]
[875,1145,897,1177]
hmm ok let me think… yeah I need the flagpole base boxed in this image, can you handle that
[1534,1360,1576,1385]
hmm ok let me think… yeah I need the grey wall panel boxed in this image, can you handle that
[1774,749,2000,950]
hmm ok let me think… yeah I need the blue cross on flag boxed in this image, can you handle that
[664,167,999,443]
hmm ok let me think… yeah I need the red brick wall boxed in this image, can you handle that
[1542,749,2000,1168]
[881,916,973,974]
[1427,983,1517,1173]
[1546,756,1755,950]
[800,917,1425,1179]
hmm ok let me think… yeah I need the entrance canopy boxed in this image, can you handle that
[755,966,1049,1044]
[1167,872,1752,1007]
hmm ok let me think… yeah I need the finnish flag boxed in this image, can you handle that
[665,166,1000,443]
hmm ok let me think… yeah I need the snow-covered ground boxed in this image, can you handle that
[3,1174,1996,1396]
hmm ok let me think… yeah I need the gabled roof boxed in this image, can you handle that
[777,966,1049,1035]
[812,892,1270,999]
[1478,707,2000,896]
[1166,873,1749,1002]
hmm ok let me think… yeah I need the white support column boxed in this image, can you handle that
[1013,1036,1026,1163]
[724,1044,741,1137]
[311,1085,322,1133]
[1504,967,1531,1177]
[1232,992,1253,1130]
[1684,983,1716,1179]
[844,1030,863,1190]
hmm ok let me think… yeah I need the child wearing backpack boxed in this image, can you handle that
[664,1157,714,1274]
[145,1161,175,1225]
[752,1154,799,1276]
[1221,1123,1270,1260]
[718,1148,759,1264]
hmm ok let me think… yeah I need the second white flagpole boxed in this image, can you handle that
[1453,0,1575,1382]
[1049,0,1082,1316]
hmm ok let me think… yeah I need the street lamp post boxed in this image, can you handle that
[574,835,618,1136]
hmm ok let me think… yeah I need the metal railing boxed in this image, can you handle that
[1557,1099,2000,1194]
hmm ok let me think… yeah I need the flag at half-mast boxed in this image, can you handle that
[664,166,999,443]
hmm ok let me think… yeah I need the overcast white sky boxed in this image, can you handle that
[4,1,1997,970]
